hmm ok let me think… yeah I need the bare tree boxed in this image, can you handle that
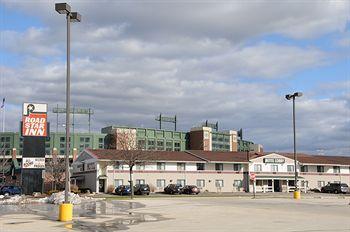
[113,128,153,199]
[45,152,66,191]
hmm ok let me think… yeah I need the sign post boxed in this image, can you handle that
[250,173,256,199]
[21,103,49,195]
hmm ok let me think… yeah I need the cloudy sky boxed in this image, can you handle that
[0,0,349,155]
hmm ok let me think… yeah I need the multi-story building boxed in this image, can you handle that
[0,132,105,158]
[72,149,350,193]
[102,125,262,153]
[0,123,261,157]
[102,126,188,151]
[188,126,261,152]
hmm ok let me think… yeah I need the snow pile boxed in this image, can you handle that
[0,192,103,205]
[0,195,30,205]
[44,191,98,205]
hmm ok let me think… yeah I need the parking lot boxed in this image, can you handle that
[0,194,349,232]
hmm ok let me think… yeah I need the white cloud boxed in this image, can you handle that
[0,0,349,155]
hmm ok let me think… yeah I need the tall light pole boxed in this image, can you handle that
[285,92,303,199]
[55,2,81,221]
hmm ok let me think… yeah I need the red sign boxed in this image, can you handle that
[250,173,256,180]
[22,113,47,136]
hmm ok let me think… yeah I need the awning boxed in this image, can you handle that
[98,175,107,179]
[255,175,304,180]
[71,176,85,180]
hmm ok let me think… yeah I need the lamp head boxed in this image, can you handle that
[70,12,81,22]
[285,94,293,100]
[55,3,71,14]
[294,92,303,98]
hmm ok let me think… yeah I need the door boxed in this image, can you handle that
[274,180,281,192]
[99,179,105,193]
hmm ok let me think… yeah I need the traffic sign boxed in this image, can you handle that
[250,173,256,180]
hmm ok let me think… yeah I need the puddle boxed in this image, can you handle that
[0,200,167,231]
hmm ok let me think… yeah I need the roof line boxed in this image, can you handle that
[185,150,210,162]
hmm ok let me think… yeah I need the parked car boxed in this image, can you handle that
[0,185,22,195]
[114,185,131,196]
[134,184,150,195]
[181,185,200,195]
[79,188,92,194]
[164,184,182,194]
[321,183,349,194]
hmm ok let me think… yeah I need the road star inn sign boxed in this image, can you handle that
[22,103,48,137]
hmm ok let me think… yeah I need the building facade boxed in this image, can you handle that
[72,149,350,193]
[102,125,261,153]
[0,132,105,158]
[102,126,189,151]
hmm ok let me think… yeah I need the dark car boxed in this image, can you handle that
[0,186,22,195]
[114,185,131,196]
[181,185,200,195]
[134,184,150,195]
[321,183,349,194]
[164,184,182,194]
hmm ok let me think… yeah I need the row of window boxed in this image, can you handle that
[253,164,295,172]
[114,179,243,188]
[137,139,182,151]
[114,162,243,172]
[301,165,341,174]
[0,137,11,142]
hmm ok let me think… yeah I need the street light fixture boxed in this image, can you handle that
[55,2,81,221]
[285,92,303,199]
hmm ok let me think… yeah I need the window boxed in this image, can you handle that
[137,139,146,149]
[136,179,145,185]
[114,179,123,187]
[60,143,65,148]
[80,137,84,143]
[60,149,65,155]
[177,163,186,171]
[287,165,294,172]
[136,163,145,170]
[196,163,205,171]
[114,163,123,170]
[5,137,10,142]
[177,179,186,187]
[215,180,224,188]
[301,165,308,172]
[165,141,173,151]
[85,137,90,143]
[60,137,65,142]
[271,165,278,172]
[98,144,104,149]
[156,179,166,188]
[254,164,262,172]
[98,138,104,143]
[233,164,242,171]
[196,179,205,188]
[317,166,324,173]
[317,181,325,188]
[215,163,223,171]
[157,162,165,171]
[233,180,242,187]
[333,166,340,174]
[174,142,181,151]
[148,140,155,150]
[156,140,164,150]
[300,181,309,188]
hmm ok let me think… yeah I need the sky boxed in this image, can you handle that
[0,0,349,155]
